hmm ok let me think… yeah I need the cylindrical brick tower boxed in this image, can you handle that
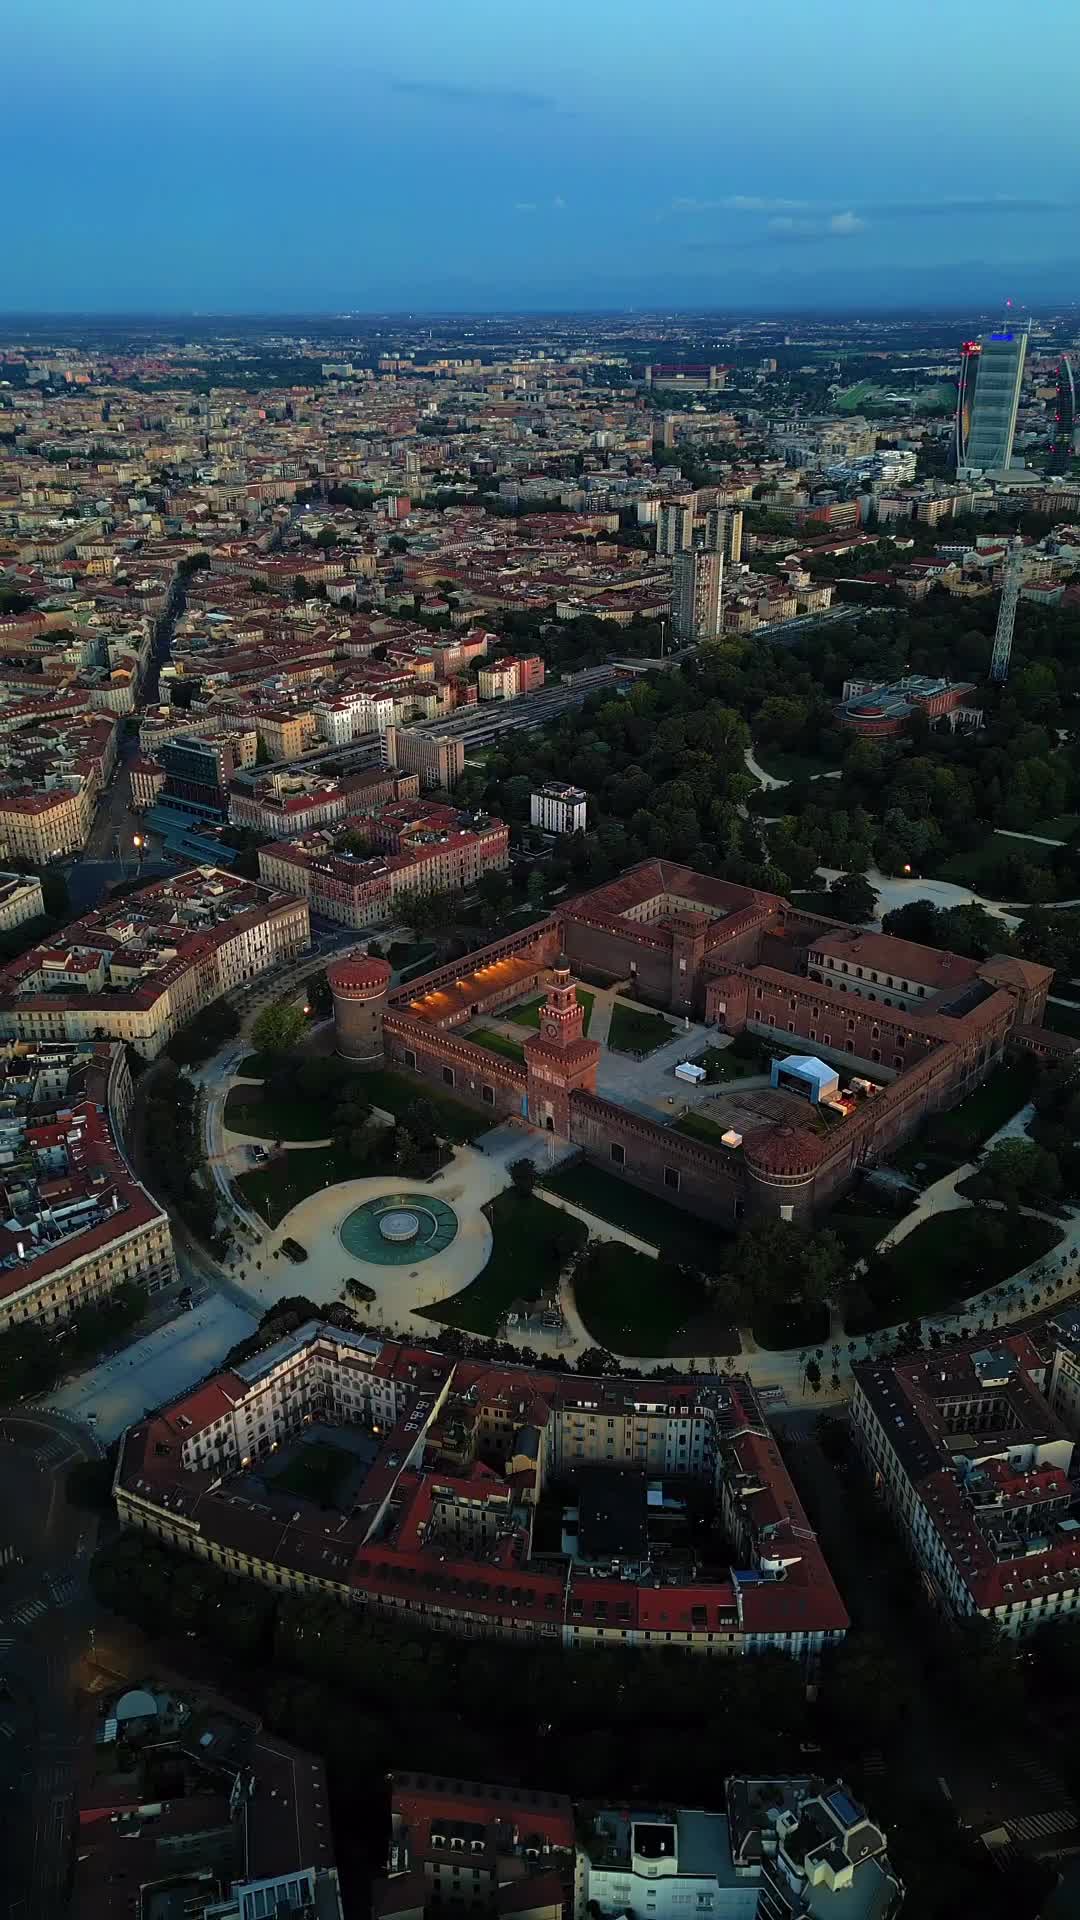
[326,952,392,1065]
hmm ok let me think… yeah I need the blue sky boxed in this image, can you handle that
[6,0,1080,311]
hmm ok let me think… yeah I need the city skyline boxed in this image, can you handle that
[6,0,1080,311]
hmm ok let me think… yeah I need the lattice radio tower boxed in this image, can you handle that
[990,536,1024,684]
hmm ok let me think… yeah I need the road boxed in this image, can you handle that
[0,1412,102,1920]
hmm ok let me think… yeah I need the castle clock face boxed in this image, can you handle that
[546,1022,558,1036]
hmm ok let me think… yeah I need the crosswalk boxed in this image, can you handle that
[0,1543,21,1570]
[1006,1807,1077,1845]
[31,1434,73,1468]
[45,1573,79,1608]
[0,1718,14,1741]
[2,1596,47,1628]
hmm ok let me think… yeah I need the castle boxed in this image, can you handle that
[328,859,1073,1226]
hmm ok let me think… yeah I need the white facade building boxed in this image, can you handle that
[530,782,587,835]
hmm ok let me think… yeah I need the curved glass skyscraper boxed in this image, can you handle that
[955,323,1028,477]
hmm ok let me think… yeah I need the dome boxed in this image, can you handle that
[115,1688,159,1723]
[327,952,392,995]
[742,1124,827,1178]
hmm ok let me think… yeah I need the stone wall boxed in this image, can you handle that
[384,1012,527,1122]
[568,1090,741,1226]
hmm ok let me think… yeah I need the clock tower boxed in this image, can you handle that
[523,966,600,1136]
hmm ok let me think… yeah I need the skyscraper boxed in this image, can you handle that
[705,506,744,564]
[656,502,693,555]
[672,548,723,643]
[955,322,1028,476]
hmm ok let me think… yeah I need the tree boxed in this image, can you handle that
[977,1138,1061,1212]
[251,1001,307,1056]
[827,871,878,923]
[509,1156,537,1197]
[305,970,332,1018]
[881,898,942,946]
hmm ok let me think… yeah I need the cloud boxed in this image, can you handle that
[767,210,866,239]
[551,194,566,211]
[514,201,538,214]
[829,210,866,235]
[513,196,566,215]
[671,195,813,215]
[391,78,553,110]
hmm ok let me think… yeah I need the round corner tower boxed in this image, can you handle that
[326,952,392,1065]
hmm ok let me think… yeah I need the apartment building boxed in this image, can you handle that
[0,1040,174,1334]
[0,869,45,931]
[576,1779,900,1920]
[114,1327,848,1662]
[385,724,465,792]
[477,656,545,701]
[672,549,723,643]
[0,867,309,1058]
[258,808,508,926]
[380,1772,574,1920]
[851,1335,1080,1634]
[530,782,587,835]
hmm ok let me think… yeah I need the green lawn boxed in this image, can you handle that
[361,1067,483,1142]
[846,1209,1063,1333]
[543,1162,729,1272]
[573,1241,715,1356]
[419,1190,586,1333]
[607,1000,676,1056]
[922,1059,1037,1159]
[507,989,595,1034]
[269,1440,356,1507]
[237,1053,269,1079]
[1030,814,1080,842]
[672,1109,735,1145]
[930,835,1057,899]
[235,1141,358,1226]
[468,1027,527,1064]
[224,1083,332,1142]
[753,745,840,784]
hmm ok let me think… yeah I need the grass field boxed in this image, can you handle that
[235,1142,358,1225]
[607,1001,676,1055]
[923,1059,1037,1157]
[419,1190,586,1333]
[269,1440,355,1507]
[468,1028,527,1064]
[930,835,1058,899]
[846,1209,1062,1333]
[507,989,595,1034]
[224,1084,331,1142]
[572,1241,713,1356]
[753,745,840,784]
[543,1163,728,1271]
[361,1068,482,1142]
[1030,815,1080,842]
[672,1109,733,1145]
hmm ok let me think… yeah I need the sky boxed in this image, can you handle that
[6,0,1080,313]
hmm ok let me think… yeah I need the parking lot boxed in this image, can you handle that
[44,1292,259,1441]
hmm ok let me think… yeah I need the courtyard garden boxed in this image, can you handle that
[224,1081,332,1142]
[607,1000,677,1056]
[507,988,595,1034]
[468,1028,527,1064]
[419,1188,586,1334]
[268,1439,356,1508]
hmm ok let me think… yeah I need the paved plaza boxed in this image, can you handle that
[46,1293,259,1442]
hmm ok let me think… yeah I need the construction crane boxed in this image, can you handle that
[990,536,1024,684]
